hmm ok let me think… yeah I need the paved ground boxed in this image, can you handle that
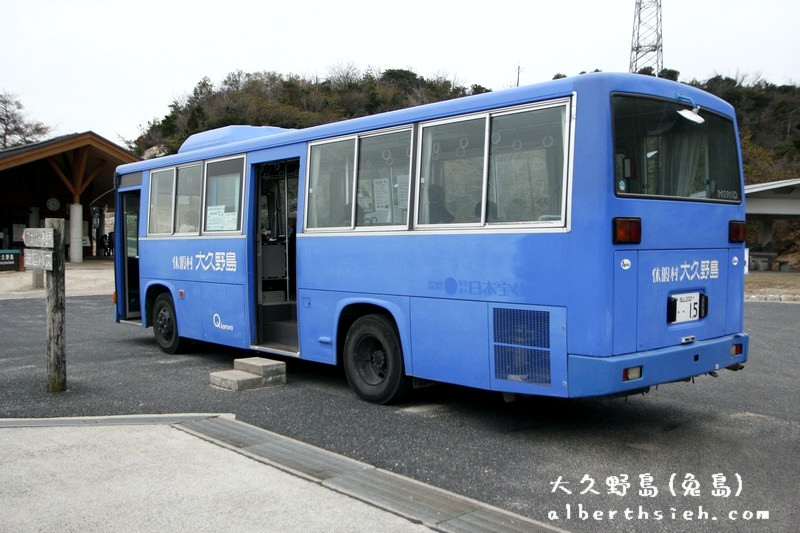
[0,259,558,532]
[1,413,561,533]
[0,415,436,533]
[1,260,796,532]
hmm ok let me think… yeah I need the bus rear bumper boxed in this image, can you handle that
[567,333,749,398]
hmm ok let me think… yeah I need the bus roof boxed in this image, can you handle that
[117,72,734,175]
[178,125,290,153]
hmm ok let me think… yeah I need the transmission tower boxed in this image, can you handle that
[629,0,663,76]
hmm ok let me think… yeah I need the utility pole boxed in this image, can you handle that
[629,0,663,76]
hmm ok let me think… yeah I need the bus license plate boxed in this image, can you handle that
[669,292,701,324]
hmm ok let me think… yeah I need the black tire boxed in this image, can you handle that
[343,314,410,404]
[152,293,184,354]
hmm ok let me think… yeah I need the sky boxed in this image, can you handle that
[2,0,798,148]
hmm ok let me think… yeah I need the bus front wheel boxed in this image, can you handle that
[153,293,184,354]
[343,314,410,404]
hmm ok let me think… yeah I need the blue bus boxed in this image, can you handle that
[114,72,748,404]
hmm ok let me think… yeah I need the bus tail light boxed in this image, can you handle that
[613,217,641,244]
[112,291,117,304]
[623,366,642,381]
[729,220,747,243]
[730,343,744,356]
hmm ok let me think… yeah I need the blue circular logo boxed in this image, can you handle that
[444,277,458,295]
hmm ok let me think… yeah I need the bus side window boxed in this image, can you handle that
[418,117,484,225]
[175,164,202,234]
[356,130,412,227]
[204,157,244,232]
[148,168,175,234]
[308,139,355,229]
[487,105,567,223]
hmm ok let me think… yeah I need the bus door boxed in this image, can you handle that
[254,159,299,350]
[118,190,141,322]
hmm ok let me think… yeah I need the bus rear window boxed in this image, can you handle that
[613,95,741,202]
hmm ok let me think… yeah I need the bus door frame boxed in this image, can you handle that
[118,189,141,321]
[255,159,299,304]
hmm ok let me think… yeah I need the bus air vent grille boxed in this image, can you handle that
[492,308,551,386]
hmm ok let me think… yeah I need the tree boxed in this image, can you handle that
[0,91,50,149]
[469,84,492,95]
[739,129,793,185]
[659,68,680,81]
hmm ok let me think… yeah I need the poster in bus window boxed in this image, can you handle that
[206,205,236,231]
[396,176,409,207]
[373,178,391,223]
[358,181,374,212]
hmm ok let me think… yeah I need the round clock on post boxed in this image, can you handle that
[46,197,60,212]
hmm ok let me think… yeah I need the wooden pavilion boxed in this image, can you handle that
[0,132,140,262]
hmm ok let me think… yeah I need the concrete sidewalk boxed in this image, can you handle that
[0,415,557,533]
[0,258,115,300]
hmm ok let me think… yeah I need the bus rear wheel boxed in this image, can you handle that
[153,293,184,354]
[343,314,410,404]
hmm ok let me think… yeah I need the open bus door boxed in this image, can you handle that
[254,159,299,352]
[118,190,141,322]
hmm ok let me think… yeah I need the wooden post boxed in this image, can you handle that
[32,263,44,289]
[45,218,66,393]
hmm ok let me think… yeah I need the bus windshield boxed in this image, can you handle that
[613,94,741,202]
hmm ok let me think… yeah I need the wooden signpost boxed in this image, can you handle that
[23,219,66,393]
